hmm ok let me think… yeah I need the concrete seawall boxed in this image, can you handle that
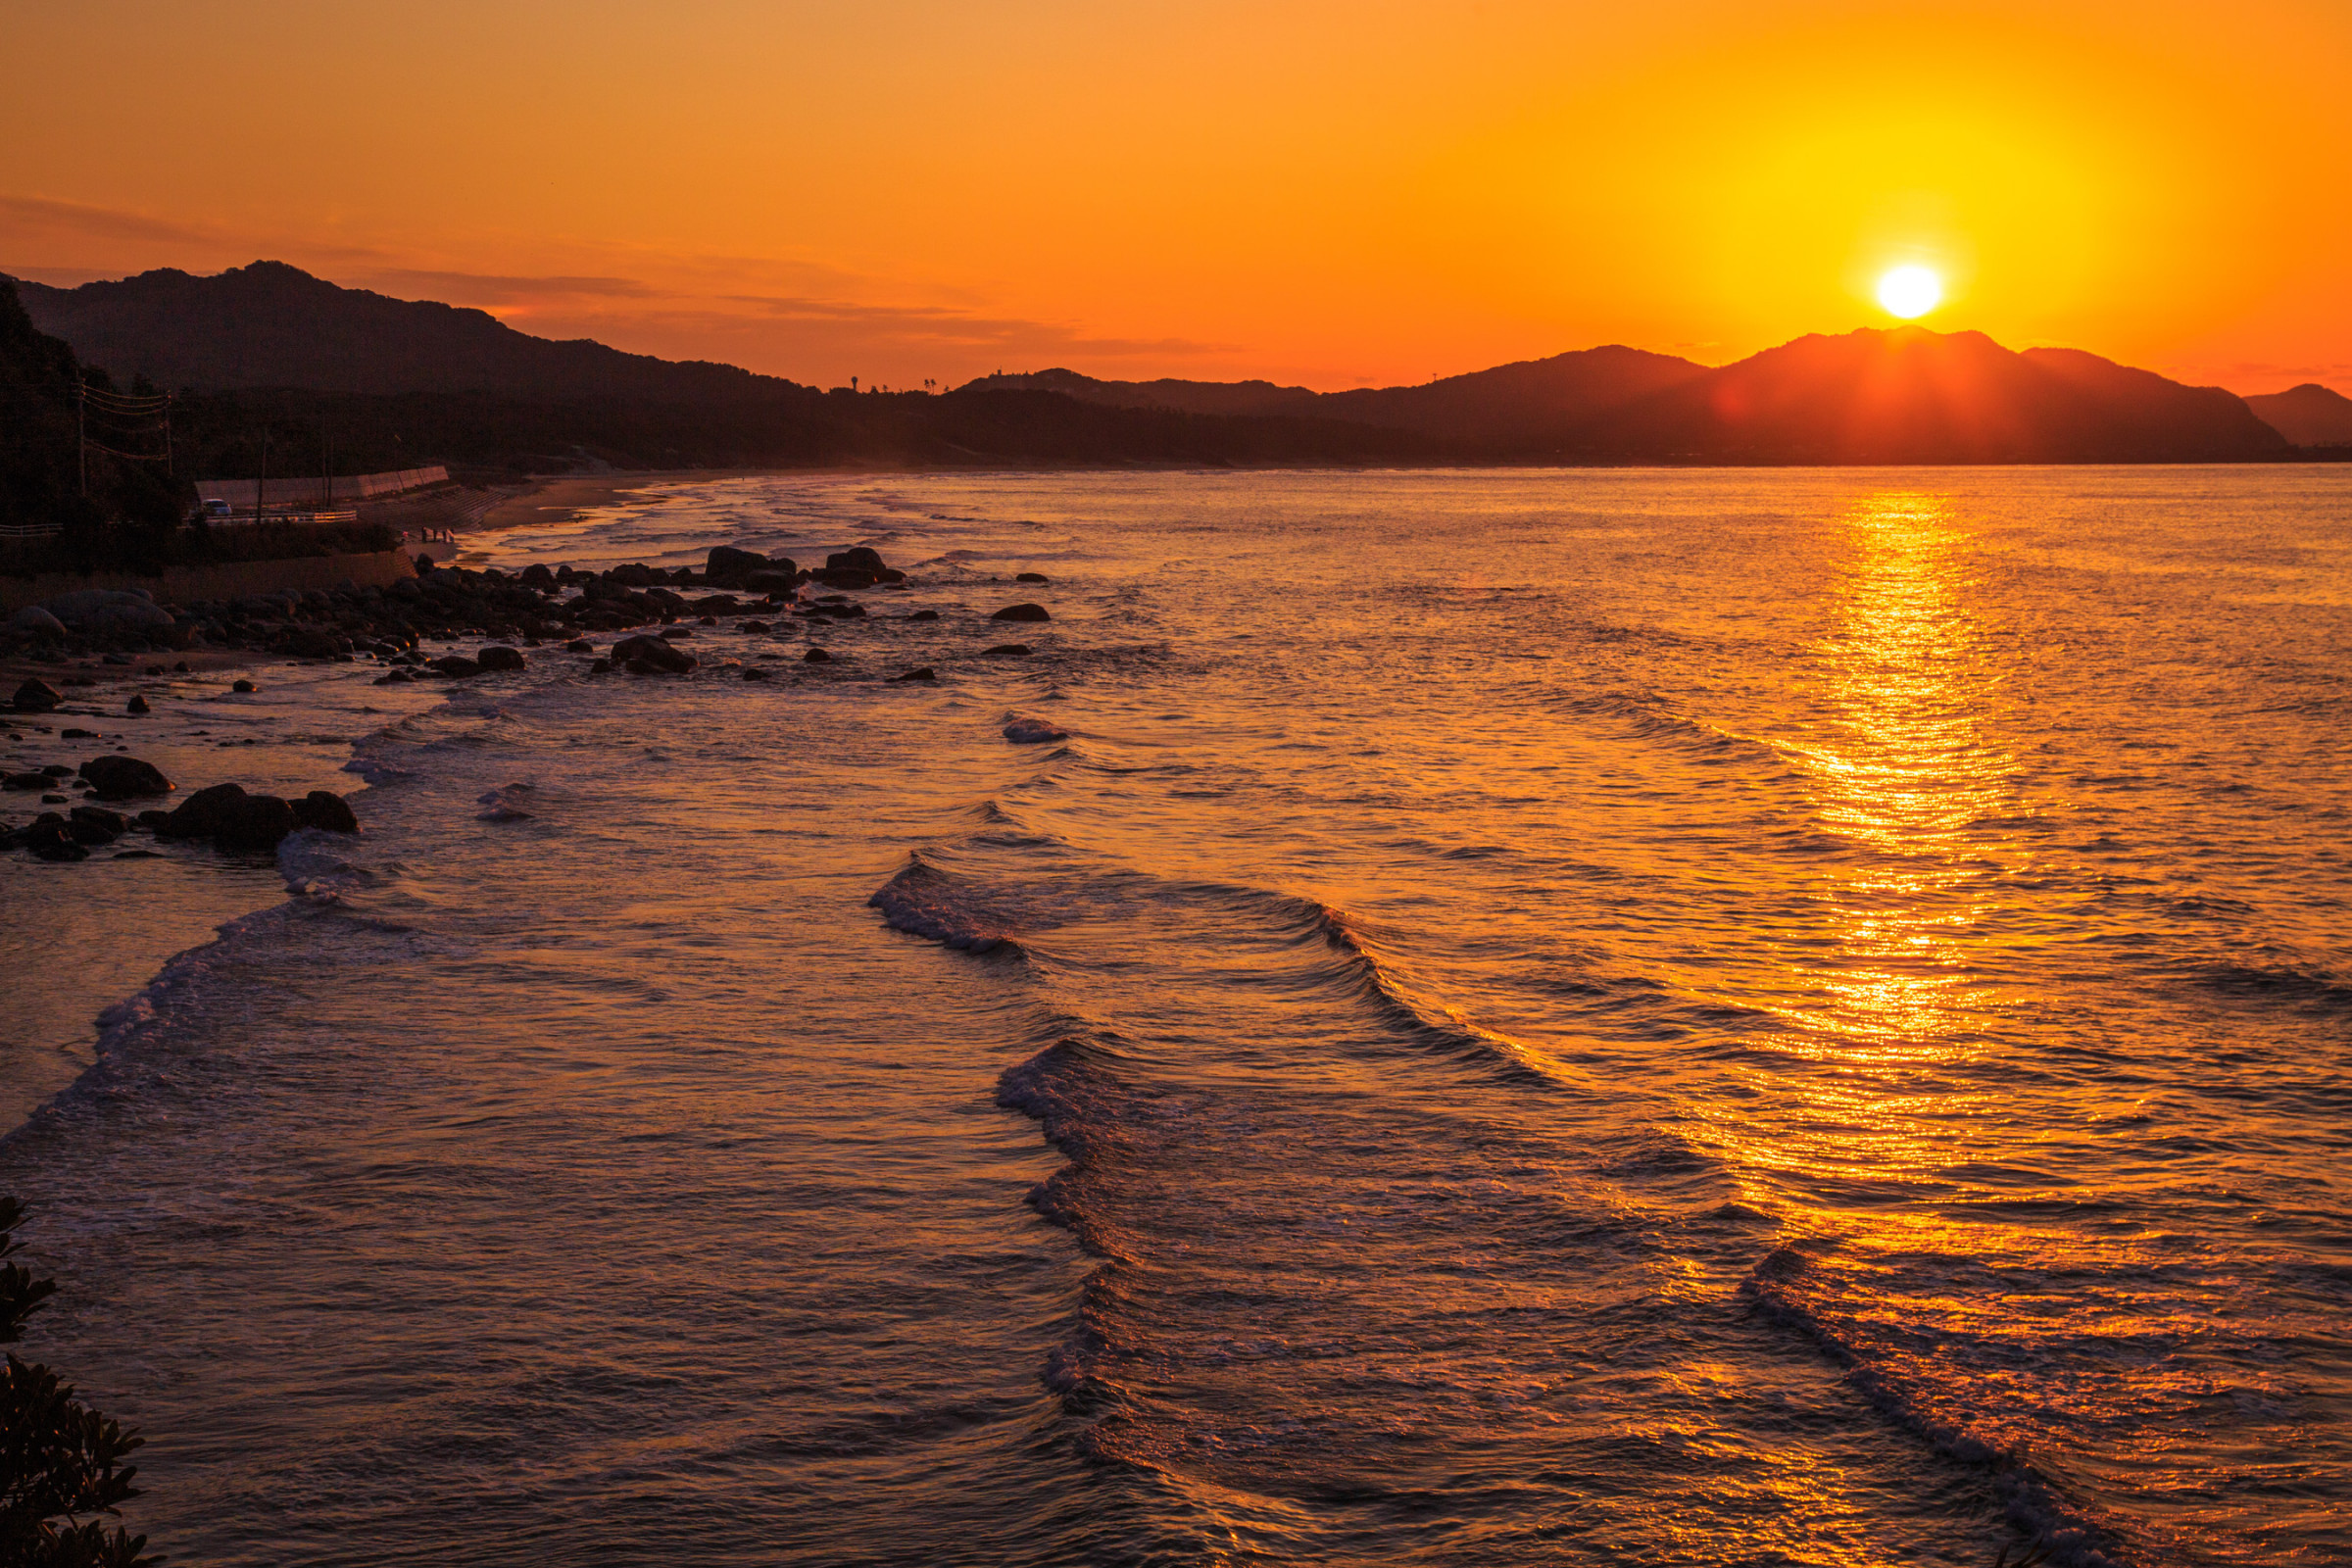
[0,549,418,612]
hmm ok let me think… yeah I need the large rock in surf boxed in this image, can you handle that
[611,633,696,674]
[744,569,799,597]
[476,645,527,671]
[12,679,62,712]
[156,782,299,851]
[427,656,482,678]
[66,806,124,845]
[991,603,1051,622]
[1003,717,1068,744]
[22,815,87,862]
[706,545,769,585]
[79,756,174,801]
[292,790,360,834]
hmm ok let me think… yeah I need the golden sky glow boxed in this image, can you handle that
[5,0,2348,392]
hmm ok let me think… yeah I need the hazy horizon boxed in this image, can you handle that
[7,1,2349,396]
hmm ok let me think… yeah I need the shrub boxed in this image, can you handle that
[0,1197,156,1567]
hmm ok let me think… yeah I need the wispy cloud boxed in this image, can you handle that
[0,190,1229,380]
[357,269,657,304]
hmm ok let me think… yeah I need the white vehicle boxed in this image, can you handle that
[199,498,234,520]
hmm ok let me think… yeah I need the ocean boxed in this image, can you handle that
[1,466,2346,1566]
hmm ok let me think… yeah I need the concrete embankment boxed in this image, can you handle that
[0,549,417,613]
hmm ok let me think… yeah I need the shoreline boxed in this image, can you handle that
[470,468,785,537]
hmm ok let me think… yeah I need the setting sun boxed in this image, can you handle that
[1877,265,1943,318]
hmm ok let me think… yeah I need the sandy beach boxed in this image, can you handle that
[471,469,784,536]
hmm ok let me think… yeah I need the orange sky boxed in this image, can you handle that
[6,0,2348,394]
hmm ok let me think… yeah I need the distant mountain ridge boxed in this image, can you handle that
[2244,383,2352,447]
[2,261,2318,466]
[967,346,1711,450]
[979,331,2288,463]
[11,261,794,402]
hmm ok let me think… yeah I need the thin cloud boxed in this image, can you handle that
[358,269,656,304]
[717,293,1231,357]
[0,193,222,249]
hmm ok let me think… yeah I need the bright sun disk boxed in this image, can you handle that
[1877,265,1942,318]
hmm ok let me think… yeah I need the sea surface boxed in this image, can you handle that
[1,467,2347,1567]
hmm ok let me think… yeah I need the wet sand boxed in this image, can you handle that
[472,470,783,536]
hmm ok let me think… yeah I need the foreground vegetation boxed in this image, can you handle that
[0,1199,155,1567]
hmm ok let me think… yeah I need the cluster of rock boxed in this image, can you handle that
[3,544,1049,680]
[0,754,359,862]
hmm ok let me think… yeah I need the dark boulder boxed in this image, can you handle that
[565,639,594,652]
[127,695,150,714]
[476,645,528,672]
[896,666,937,681]
[827,547,889,574]
[907,609,940,621]
[67,806,124,845]
[519,564,557,588]
[611,634,696,673]
[1016,571,1051,583]
[427,656,483,678]
[744,569,799,597]
[272,626,352,660]
[24,815,87,861]
[218,792,298,851]
[983,644,1032,657]
[292,790,359,833]
[154,782,251,840]
[706,546,768,584]
[156,782,298,850]
[992,603,1051,622]
[61,728,96,740]
[608,563,662,588]
[79,756,174,801]
[11,679,61,712]
[804,647,834,663]
[3,773,48,792]
[742,666,773,681]
[1003,717,1069,744]
[231,678,258,694]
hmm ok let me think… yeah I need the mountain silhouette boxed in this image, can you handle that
[969,347,1710,451]
[11,261,791,402]
[1577,328,2286,463]
[2244,383,2352,447]
[5,263,2303,466]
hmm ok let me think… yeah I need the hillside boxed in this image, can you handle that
[2244,383,2352,447]
[13,261,792,402]
[0,279,184,532]
[967,346,1710,453]
[1578,328,2288,464]
[6,263,2310,470]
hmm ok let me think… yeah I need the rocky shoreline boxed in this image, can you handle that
[3,541,1055,864]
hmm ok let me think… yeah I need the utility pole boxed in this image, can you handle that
[256,426,269,524]
[76,382,87,498]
